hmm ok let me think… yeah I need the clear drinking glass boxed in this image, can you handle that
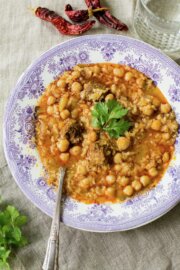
[133,0,180,52]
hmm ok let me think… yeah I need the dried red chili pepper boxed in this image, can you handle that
[35,7,95,35]
[65,4,89,22]
[85,0,128,31]
[65,4,108,23]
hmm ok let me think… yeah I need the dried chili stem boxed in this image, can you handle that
[28,7,37,14]
[85,0,128,31]
[65,4,109,23]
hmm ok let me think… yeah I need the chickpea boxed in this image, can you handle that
[47,96,56,106]
[105,187,115,197]
[140,98,148,106]
[114,153,122,164]
[52,90,61,98]
[152,97,161,107]
[47,106,54,115]
[60,109,70,120]
[120,163,130,176]
[160,103,171,113]
[106,175,116,184]
[71,81,82,93]
[119,176,130,187]
[77,165,87,175]
[60,153,69,162]
[53,104,59,115]
[142,106,154,116]
[162,133,170,140]
[113,68,124,77]
[151,119,161,131]
[84,68,93,79]
[136,78,144,88]
[162,152,170,163]
[50,84,61,98]
[57,139,69,152]
[57,79,66,88]
[58,121,64,129]
[117,190,126,201]
[111,84,117,94]
[132,180,142,191]
[140,175,151,187]
[71,109,79,119]
[149,167,158,177]
[114,164,121,171]
[89,131,97,142]
[59,95,69,112]
[68,97,78,110]
[123,185,134,196]
[70,146,82,156]
[161,127,169,134]
[105,94,114,101]
[124,72,133,81]
[79,178,92,189]
[170,122,178,132]
[72,71,81,79]
[93,65,101,75]
[52,125,59,135]
[117,137,130,151]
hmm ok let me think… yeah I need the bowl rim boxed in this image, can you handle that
[3,34,180,232]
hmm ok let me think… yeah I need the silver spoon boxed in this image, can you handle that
[42,167,66,270]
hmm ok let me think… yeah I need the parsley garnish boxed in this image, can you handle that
[0,204,28,269]
[92,100,132,138]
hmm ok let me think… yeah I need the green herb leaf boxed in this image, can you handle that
[0,260,10,270]
[91,117,100,128]
[0,203,28,269]
[0,247,11,270]
[14,215,27,227]
[104,119,132,138]
[0,247,11,261]
[108,103,128,120]
[91,100,132,138]
[11,227,22,242]
[6,206,19,222]
[0,211,10,226]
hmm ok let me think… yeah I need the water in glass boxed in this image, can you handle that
[134,0,180,52]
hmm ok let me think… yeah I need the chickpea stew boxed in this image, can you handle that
[35,63,178,203]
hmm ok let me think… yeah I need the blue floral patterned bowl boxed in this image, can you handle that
[3,35,180,232]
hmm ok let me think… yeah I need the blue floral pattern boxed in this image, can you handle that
[101,43,117,61]
[168,86,180,102]
[37,177,47,188]
[4,35,180,232]
[17,106,36,148]
[46,188,56,202]
[78,205,119,223]
[18,66,45,99]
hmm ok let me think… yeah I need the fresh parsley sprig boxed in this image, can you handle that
[0,205,28,270]
[92,100,132,138]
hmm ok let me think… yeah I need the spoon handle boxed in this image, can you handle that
[42,168,66,270]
